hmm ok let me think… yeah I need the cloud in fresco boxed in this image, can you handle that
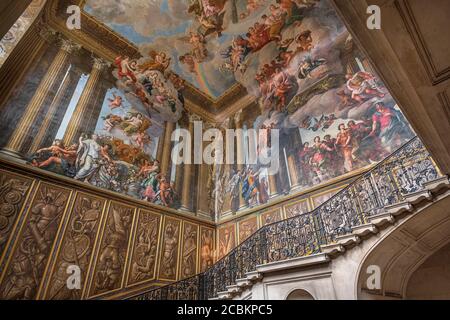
[85,0,190,37]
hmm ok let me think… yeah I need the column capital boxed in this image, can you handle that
[203,122,217,130]
[59,38,82,54]
[37,24,59,44]
[189,114,202,123]
[92,57,111,71]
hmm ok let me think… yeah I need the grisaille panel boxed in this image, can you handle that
[87,201,135,298]
[179,221,199,280]
[0,170,34,260]
[0,182,72,299]
[127,209,162,287]
[158,217,181,282]
[43,192,107,300]
[260,208,283,226]
[199,226,214,272]
[217,224,236,259]
[284,199,310,219]
[238,216,258,244]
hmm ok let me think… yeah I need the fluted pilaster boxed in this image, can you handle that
[220,118,233,215]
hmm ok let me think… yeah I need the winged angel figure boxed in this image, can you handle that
[113,51,184,123]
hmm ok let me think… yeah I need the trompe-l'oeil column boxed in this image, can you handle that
[62,57,109,147]
[234,111,246,209]
[181,114,199,211]
[159,121,175,177]
[286,128,302,189]
[268,173,279,198]
[2,37,77,158]
[28,58,81,153]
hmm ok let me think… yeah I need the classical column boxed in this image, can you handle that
[174,163,184,197]
[160,121,175,177]
[268,174,279,198]
[62,57,109,146]
[197,121,214,218]
[287,155,300,188]
[1,36,76,158]
[83,81,110,136]
[286,129,302,189]
[181,115,197,211]
[156,134,165,163]
[220,118,233,215]
[234,111,246,209]
[279,144,291,195]
[28,61,81,153]
[0,22,48,112]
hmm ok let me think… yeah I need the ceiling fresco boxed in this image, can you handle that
[84,0,328,99]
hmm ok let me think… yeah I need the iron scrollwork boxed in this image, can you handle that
[130,137,441,300]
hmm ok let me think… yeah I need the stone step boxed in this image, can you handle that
[404,190,432,205]
[217,291,232,300]
[320,243,345,256]
[423,176,450,193]
[256,253,330,274]
[385,201,413,217]
[208,297,221,301]
[226,284,241,295]
[351,223,378,237]
[335,234,361,247]
[236,278,252,288]
[245,271,263,282]
[368,211,395,227]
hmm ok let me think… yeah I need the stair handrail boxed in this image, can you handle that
[129,136,441,300]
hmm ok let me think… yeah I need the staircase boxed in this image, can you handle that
[128,137,450,300]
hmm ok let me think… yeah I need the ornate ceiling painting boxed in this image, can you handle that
[8,0,414,215]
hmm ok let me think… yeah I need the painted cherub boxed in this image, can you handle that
[179,53,197,74]
[139,51,171,74]
[108,93,123,110]
[115,56,137,84]
[134,132,151,149]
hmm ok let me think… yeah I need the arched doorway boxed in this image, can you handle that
[286,289,314,300]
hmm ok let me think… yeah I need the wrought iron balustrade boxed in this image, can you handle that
[130,137,441,300]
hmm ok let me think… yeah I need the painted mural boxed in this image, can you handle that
[212,0,415,216]
[83,0,414,216]
[29,86,182,209]
[0,0,416,221]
